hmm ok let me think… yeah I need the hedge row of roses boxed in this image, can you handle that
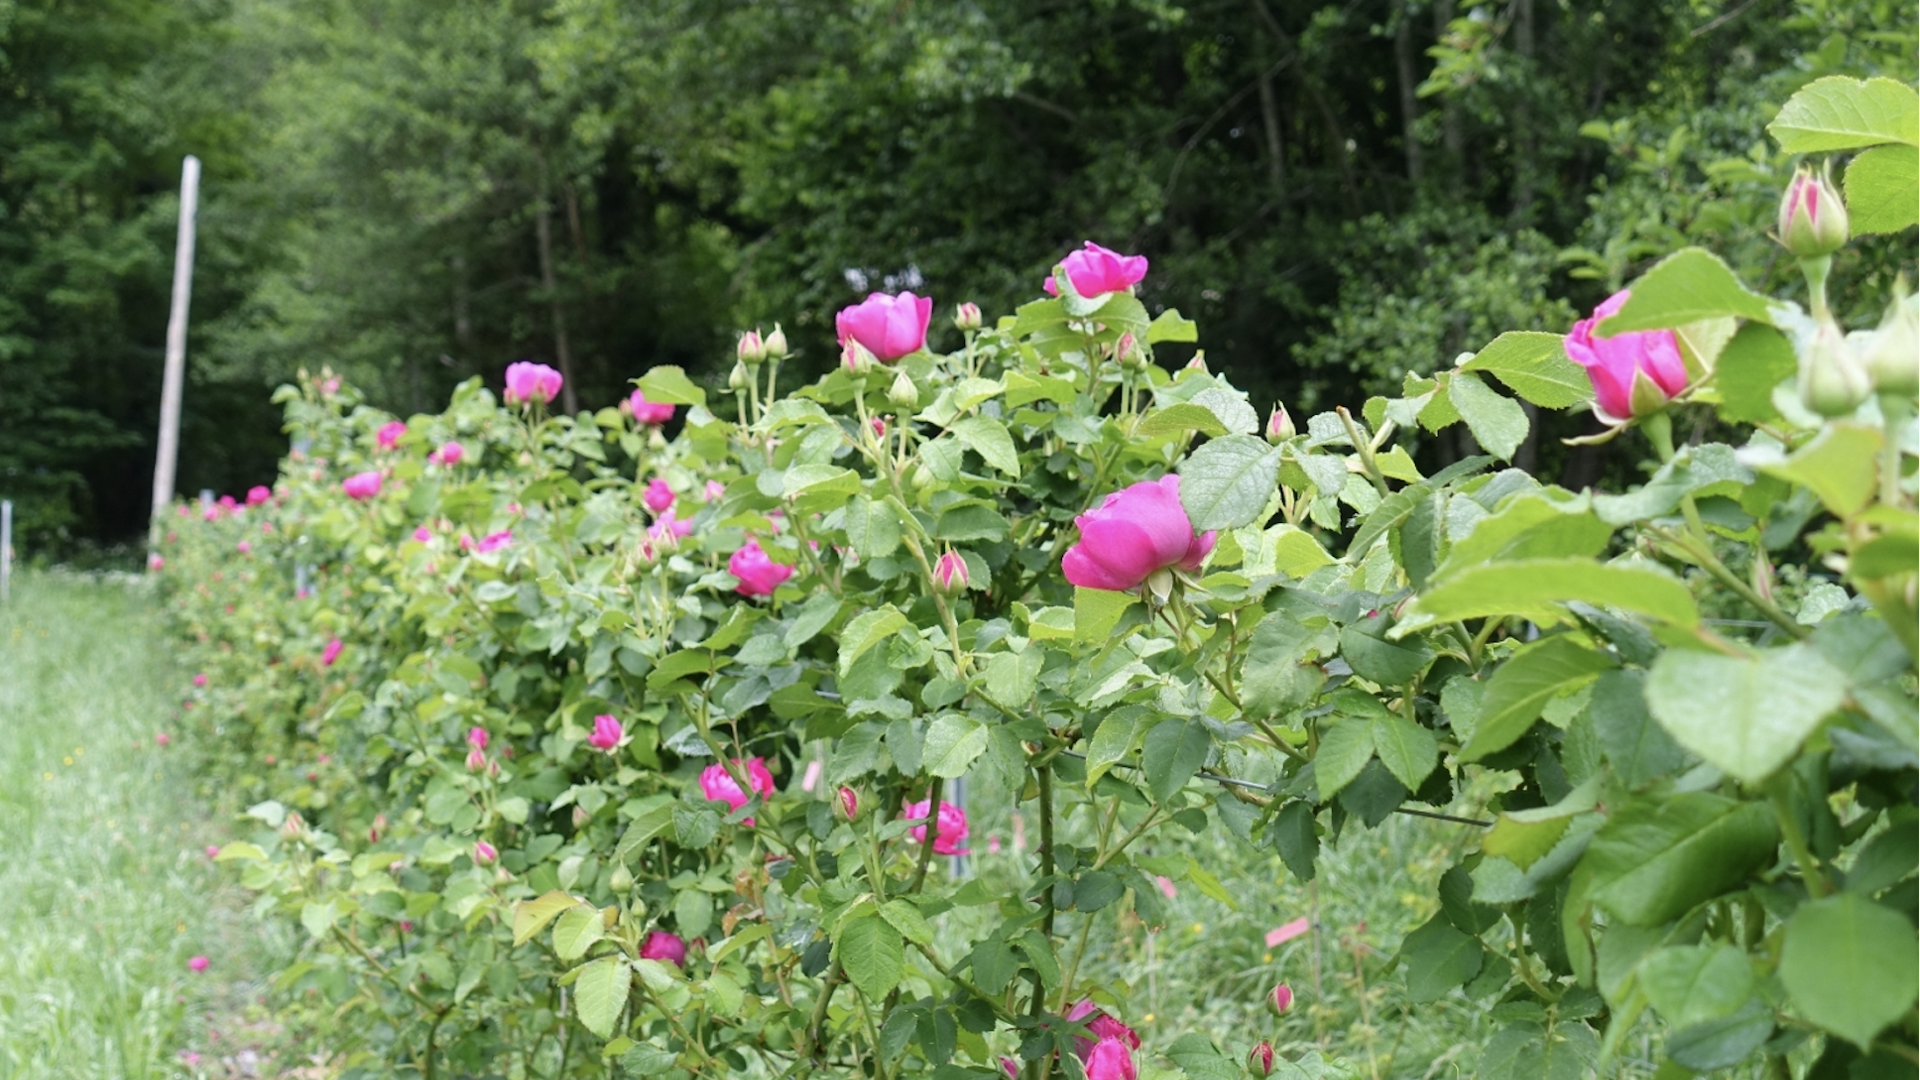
[158,76,1917,1080]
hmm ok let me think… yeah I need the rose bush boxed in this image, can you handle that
[156,76,1915,1080]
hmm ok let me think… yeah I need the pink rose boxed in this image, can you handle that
[155,732,171,746]
[236,540,251,555]
[836,786,860,822]
[193,673,208,688]
[473,840,497,865]
[1248,1042,1275,1077]
[321,638,343,667]
[836,291,932,363]
[728,538,794,597]
[187,956,210,973]
[1062,475,1215,592]
[1066,1000,1141,1059]
[1044,242,1148,298]
[376,421,407,450]
[1267,983,1294,1015]
[699,758,777,824]
[476,530,512,554]
[246,485,272,505]
[903,799,970,856]
[431,441,464,466]
[649,509,693,543]
[1083,1038,1137,1080]
[639,930,687,966]
[341,471,383,501]
[704,480,726,501]
[644,478,675,514]
[1563,290,1687,424]
[933,550,968,594]
[628,390,676,425]
[467,727,489,751]
[466,746,487,772]
[503,361,563,406]
[219,495,237,510]
[589,714,623,752]
[413,526,432,542]
[148,553,164,571]
[205,845,220,859]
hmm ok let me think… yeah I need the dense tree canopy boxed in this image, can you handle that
[2,0,1913,550]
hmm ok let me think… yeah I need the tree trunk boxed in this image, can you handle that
[1433,0,1464,192]
[1251,1,1288,204]
[1509,0,1538,221]
[1393,0,1424,182]
[533,196,579,415]
[450,252,471,348]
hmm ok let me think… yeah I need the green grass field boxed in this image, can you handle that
[0,575,293,1080]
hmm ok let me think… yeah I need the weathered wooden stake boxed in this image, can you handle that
[1,499,13,603]
[148,155,201,543]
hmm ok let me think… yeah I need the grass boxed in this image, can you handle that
[0,574,295,1079]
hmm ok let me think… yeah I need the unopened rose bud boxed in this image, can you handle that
[473,840,498,866]
[933,550,968,595]
[1185,353,1209,375]
[1863,283,1919,396]
[1267,983,1294,1016]
[738,329,767,366]
[466,746,487,772]
[1117,332,1146,370]
[869,416,888,441]
[369,814,387,844]
[764,323,789,359]
[1799,317,1872,417]
[888,370,920,409]
[1779,163,1849,260]
[280,812,307,842]
[842,338,876,375]
[1249,1041,1275,1076]
[835,786,861,823]
[728,362,750,390]
[908,464,933,491]
[954,302,982,332]
[610,863,634,893]
[572,805,592,829]
[1266,404,1295,444]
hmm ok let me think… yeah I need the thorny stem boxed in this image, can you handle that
[1767,774,1832,897]
[1337,407,1391,497]
[907,777,944,894]
[1650,514,1807,640]
[1506,909,1561,1003]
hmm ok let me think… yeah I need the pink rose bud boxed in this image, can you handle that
[413,526,432,542]
[376,421,407,450]
[246,485,271,505]
[699,758,777,825]
[737,328,767,365]
[1000,1058,1020,1080]
[836,291,932,363]
[205,845,220,859]
[155,732,171,746]
[704,480,726,501]
[1062,475,1216,593]
[1043,241,1148,298]
[1083,1038,1137,1080]
[466,746,488,772]
[193,674,208,688]
[639,930,687,966]
[1798,316,1874,418]
[728,538,795,598]
[870,416,888,440]
[321,638,344,667]
[1778,163,1848,259]
[1266,404,1295,444]
[236,540,251,555]
[841,336,877,374]
[431,441,465,466]
[933,550,968,595]
[589,714,624,752]
[219,494,237,510]
[572,805,592,829]
[954,302,983,332]
[503,360,563,406]
[399,920,413,933]
[1267,983,1294,1016]
[148,553,165,571]
[280,811,307,841]
[1249,1041,1275,1076]
[643,478,675,514]
[648,509,693,544]
[321,376,340,395]
[903,799,971,856]
[341,471,383,501]
[369,814,386,843]
[472,840,497,865]
[477,530,512,554]
[188,956,210,973]
[626,389,674,425]
[467,727,489,751]
[835,786,861,823]
[1564,290,1688,425]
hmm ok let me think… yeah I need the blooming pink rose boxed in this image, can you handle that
[1062,475,1215,592]
[589,714,623,752]
[1066,1000,1142,1058]
[728,538,794,597]
[628,390,676,425]
[1084,1038,1137,1080]
[1563,290,1687,424]
[148,553,165,571]
[503,361,563,406]
[649,509,693,543]
[187,956,210,973]
[219,494,237,510]
[341,471,383,501]
[639,930,687,966]
[903,799,970,856]
[704,480,726,501]
[431,441,464,466]
[321,638,343,667]
[376,421,407,450]
[473,840,497,865]
[413,526,432,542]
[1044,242,1149,298]
[202,505,221,521]
[246,485,272,505]
[644,478,675,514]
[836,291,932,363]
[476,530,512,554]
[193,673,208,688]
[699,758,777,823]
[236,540,251,555]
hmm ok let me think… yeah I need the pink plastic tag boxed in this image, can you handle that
[1265,917,1311,948]
[800,759,822,792]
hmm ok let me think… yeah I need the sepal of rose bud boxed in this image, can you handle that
[1864,282,1919,396]
[738,328,767,365]
[836,786,861,823]
[1249,1041,1276,1077]
[955,302,983,332]
[1267,983,1294,1016]
[1778,163,1848,260]
[728,362,750,390]
[473,840,498,866]
[764,323,789,359]
[1799,317,1873,417]
[1266,404,1295,444]
[1185,353,1209,374]
[609,863,633,893]
[934,550,969,595]
[888,369,920,409]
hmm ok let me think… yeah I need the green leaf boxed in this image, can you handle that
[1399,914,1485,1002]
[1746,422,1883,519]
[1587,670,1689,789]
[981,648,1042,711]
[1767,75,1920,152]
[879,899,935,946]
[1147,308,1199,344]
[923,714,989,778]
[636,365,707,407]
[1714,324,1797,425]
[615,798,676,862]
[1585,792,1779,925]
[1178,434,1283,531]
[783,464,860,501]
[574,956,631,1039]
[553,905,606,961]
[300,899,338,939]
[1074,586,1135,644]
[1665,1000,1774,1073]
[839,607,910,676]
[837,914,905,1000]
[950,416,1020,476]
[1188,387,1260,435]
[1371,713,1438,790]
[1142,717,1211,802]
[1438,494,1612,578]
[842,495,902,559]
[1463,636,1616,760]
[1272,800,1319,882]
[1461,332,1593,409]
[1780,894,1920,1048]
[1073,870,1126,912]
[1404,558,1699,632]
[1136,402,1229,438]
[1338,625,1433,686]
[514,890,583,947]
[1315,718,1375,800]
[1638,944,1756,1030]
[1085,708,1146,786]
[1164,1033,1238,1080]
[1598,248,1774,332]
[1645,642,1849,783]
[1590,443,1752,527]
[1447,371,1527,461]
[1845,144,1920,235]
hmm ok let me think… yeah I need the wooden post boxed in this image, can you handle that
[148,155,201,541]
[1,499,12,603]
